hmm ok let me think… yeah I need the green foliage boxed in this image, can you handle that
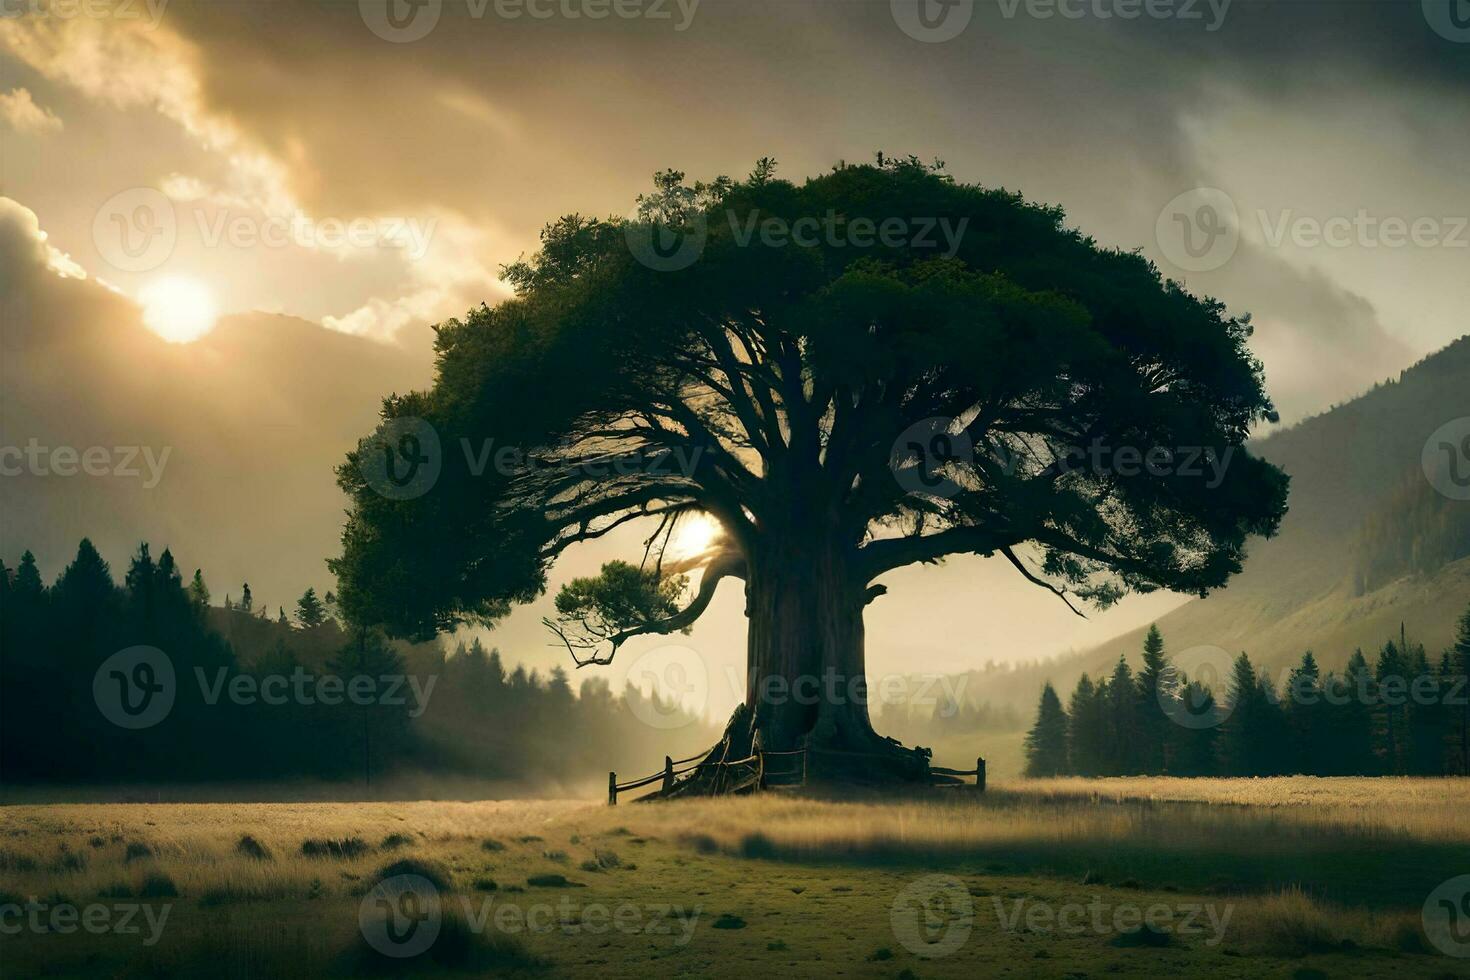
[295,587,328,629]
[552,560,688,647]
[1023,682,1069,777]
[333,158,1286,646]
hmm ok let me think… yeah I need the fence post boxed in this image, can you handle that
[662,756,674,794]
[608,771,617,806]
[976,757,986,792]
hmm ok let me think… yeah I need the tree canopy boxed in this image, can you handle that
[333,156,1288,668]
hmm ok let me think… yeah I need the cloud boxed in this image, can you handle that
[0,87,62,133]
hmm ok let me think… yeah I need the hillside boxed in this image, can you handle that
[952,335,1470,715]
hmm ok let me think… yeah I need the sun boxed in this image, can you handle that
[139,276,218,343]
[669,512,722,559]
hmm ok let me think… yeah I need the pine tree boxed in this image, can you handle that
[1024,682,1070,777]
[12,551,44,602]
[1103,656,1140,775]
[239,582,253,614]
[1066,674,1105,776]
[278,606,290,627]
[1217,652,1284,775]
[1171,679,1219,775]
[296,587,327,629]
[1133,625,1169,774]
[188,569,210,609]
[1450,604,1470,774]
[1283,651,1323,775]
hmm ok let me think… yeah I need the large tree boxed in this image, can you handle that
[332,156,1287,787]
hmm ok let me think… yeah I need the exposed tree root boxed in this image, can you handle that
[647,703,951,801]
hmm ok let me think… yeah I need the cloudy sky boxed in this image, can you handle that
[2,0,1466,715]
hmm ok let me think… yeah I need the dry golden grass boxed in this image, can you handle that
[1,779,1466,978]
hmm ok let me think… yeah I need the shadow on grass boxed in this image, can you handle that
[722,792,1464,910]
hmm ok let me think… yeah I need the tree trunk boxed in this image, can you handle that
[663,533,931,797]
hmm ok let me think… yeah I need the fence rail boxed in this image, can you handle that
[608,748,985,804]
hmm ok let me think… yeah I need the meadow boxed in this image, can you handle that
[2,778,1468,978]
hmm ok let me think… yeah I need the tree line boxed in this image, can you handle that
[1025,615,1470,778]
[0,539,710,790]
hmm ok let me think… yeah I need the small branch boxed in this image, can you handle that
[1000,545,1086,618]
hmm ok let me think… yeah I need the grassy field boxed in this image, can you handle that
[2,779,1469,978]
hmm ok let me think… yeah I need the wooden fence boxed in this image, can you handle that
[608,748,984,804]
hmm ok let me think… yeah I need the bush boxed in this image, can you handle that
[301,837,370,859]
[139,872,179,899]
[380,833,413,851]
[123,842,154,863]
[366,858,453,893]
[235,835,272,861]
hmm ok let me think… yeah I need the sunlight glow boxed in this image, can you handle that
[139,276,218,343]
[669,512,722,559]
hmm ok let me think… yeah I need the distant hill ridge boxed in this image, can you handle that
[951,334,1470,714]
